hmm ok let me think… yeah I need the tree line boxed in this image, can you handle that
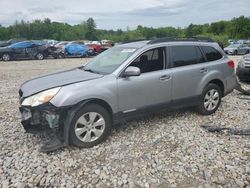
[0,16,249,45]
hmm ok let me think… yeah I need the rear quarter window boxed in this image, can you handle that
[201,46,222,61]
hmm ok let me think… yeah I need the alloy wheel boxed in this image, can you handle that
[204,89,219,111]
[2,54,10,61]
[37,53,44,60]
[74,112,105,142]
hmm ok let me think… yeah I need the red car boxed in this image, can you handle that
[87,44,102,54]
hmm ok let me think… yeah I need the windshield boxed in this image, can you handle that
[83,46,137,75]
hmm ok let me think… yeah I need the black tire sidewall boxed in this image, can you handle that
[197,83,222,115]
[69,104,112,148]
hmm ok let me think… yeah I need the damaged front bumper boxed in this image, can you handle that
[19,103,68,133]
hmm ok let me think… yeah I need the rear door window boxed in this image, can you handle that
[171,46,198,67]
[196,47,206,63]
[201,46,222,61]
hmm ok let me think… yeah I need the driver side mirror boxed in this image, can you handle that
[123,66,141,77]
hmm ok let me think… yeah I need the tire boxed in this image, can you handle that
[69,104,112,148]
[235,78,250,95]
[197,83,222,115]
[57,53,65,59]
[2,53,10,61]
[82,53,89,58]
[36,53,44,60]
[234,50,238,55]
[246,50,250,54]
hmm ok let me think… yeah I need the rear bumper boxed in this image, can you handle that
[224,74,237,97]
[237,66,250,82]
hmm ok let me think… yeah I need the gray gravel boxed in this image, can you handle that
[0,56,249,187]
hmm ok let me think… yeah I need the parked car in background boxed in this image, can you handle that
[87,43,102,54]
[91,41,101,45]
[101,40,114,51]
[52,43,92,58]
[228,39,237,44]
[43,39,58,46]
[54,41,70,49]
[19,38,237,150]
[71,41,85,45]
[0,41,52,61]
[224,44,250,55]
[0,38,26,47]
[237,54,250,82]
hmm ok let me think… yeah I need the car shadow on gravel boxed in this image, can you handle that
[112,107,195,133]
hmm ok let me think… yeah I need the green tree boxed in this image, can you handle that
[84,18,97,40]
[0,16,249,46]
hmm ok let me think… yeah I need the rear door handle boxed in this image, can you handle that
[200,68,208,73]
[159,75,171,81]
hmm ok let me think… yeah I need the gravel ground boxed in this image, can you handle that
[0,56,249,188]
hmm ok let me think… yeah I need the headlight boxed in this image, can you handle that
[22,87,61,107]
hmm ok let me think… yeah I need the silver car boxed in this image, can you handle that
[19,38,237,149]
[237,53,250,82]
[224,44,250,55]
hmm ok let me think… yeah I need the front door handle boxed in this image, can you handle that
[200,68,208,73]
[159,75,171,81]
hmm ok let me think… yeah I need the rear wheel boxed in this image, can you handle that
[57,53,65,59]
[2,53,10,61]
[69,104,112,148]
[197,83,222,115]
[36,53,44,60]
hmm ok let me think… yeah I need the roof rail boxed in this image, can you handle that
[122,39,147,44]
[148,37,214,44]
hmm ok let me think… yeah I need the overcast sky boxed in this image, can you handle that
[0,0,249,30]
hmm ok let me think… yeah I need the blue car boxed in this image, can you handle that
[53,43,93,59]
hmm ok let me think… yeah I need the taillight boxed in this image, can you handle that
[227,60,235,68]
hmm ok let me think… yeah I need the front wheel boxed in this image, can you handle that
[36,53,44,60]
[69,104,112,148]
[197,83,222,115]
[2,53,10,61]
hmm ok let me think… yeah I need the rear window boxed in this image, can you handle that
[171,46,201,67]
[201,46,222,61]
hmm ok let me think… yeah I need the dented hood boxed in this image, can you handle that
[20,68,103,97]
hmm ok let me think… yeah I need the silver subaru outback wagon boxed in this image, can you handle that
[19,38,237,151]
